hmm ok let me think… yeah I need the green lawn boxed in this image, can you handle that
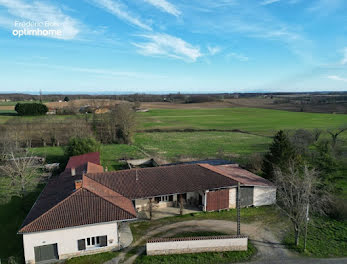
[136,108,347,136]
[134,132,271,160]
[0,185,44,263]
[284,217,347,257]
[135,243,256,264]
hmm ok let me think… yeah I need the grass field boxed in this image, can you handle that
[136,108,347,136]
[134,132,271,161]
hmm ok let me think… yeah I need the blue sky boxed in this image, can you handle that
[0,0,347,94]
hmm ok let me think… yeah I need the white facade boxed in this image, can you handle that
[23,221,119,264]
[229,186,276,208]
[253,186,276,206]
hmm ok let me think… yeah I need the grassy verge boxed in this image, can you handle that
[64,251,119,264]
[284,217,347,257]
[135,242,256,264]
[130,206,281,243]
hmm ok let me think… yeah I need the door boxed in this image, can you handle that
[34,243,58,262]
[206,189,229,211]
[240,187,254,207]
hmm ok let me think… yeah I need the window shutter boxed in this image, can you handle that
[99,236,107,247]
[78,239,86,250]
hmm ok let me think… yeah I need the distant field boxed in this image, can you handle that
[136,108,347,136]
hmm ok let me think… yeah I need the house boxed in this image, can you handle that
[19,152,275,263]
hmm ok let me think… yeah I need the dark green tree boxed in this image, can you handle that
[14,103,48,116]
[65,137,100,157]
[64,96,70,102]
[262,130,297,181]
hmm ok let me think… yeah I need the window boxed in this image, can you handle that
[78,236,107,250]
[161,195,169,202]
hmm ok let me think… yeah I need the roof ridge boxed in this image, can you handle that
[83,174,136,216]
[86,163,201,176]
[18,188,83,233]
[82,188,136,219]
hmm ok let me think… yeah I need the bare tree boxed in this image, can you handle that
[327,125,347,148]
[313,128,322,142]
[274,161,329,246]
[114,103,136,144]
[0,145,41,198]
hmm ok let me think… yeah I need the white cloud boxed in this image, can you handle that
[13,61,165,79]
[133,33,202,62]
[227,52,249,62]
[207,45,221,55]
[90,0,151,31]
[327,75,347,82]
[261,0,281,6]
[308,0,343,16]
[341,48,347,65]
[144,0,181,17]
[0,0,80,40]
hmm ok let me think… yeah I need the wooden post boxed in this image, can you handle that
[149,198,153,220]
[237,182,241,236]
[179,194,183,216]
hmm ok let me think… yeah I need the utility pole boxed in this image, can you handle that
[237,182,241,236]
[303,203,309,252]
[149,198,153,220]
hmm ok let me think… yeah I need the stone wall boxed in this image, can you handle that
[146,235,248,256]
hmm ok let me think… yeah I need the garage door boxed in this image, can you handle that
[34,243,58,262]
[206,189,229,211]
[240,187,254,207]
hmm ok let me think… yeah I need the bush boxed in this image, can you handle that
[65,137,101,157]
[14,103,48,116]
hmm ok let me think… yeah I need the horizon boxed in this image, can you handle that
[1,0,347,93]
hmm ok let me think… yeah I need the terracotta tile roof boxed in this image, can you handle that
[86,164,239,199]
[203,164,274,187]
[86,162,104,173]
[19,188,136,233]
[83,174,136,216]
[66,152,100,169]
[19,152,135,234]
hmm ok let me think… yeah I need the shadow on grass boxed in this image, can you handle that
[0,184,44,263]
[0,112,17,116]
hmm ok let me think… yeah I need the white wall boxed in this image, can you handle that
[229,187,236,208]
[147,237,248,255]
[23,221,118,264]
[253,186,276,206]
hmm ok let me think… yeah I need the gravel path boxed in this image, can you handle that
[105,219,347,264]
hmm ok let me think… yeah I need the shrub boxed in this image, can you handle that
[65,137,101,157]
[14,103,48,116]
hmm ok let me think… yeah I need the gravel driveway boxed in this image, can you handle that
[105,220,347,264]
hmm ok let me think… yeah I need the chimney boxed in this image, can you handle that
[71,168,76,176]
[75,180,82,190]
